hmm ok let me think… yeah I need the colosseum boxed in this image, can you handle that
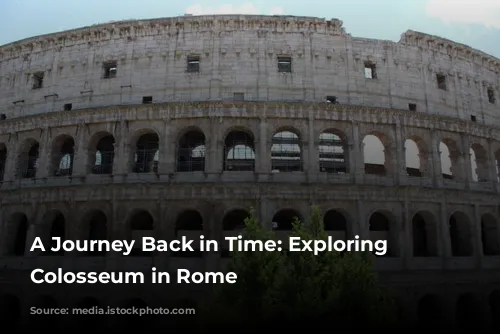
[0,13,499,332]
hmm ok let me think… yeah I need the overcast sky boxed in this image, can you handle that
[0,0,499,58]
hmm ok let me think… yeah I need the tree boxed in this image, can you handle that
[201,206,397,332]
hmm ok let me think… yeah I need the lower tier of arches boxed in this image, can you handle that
[0,270,499,333]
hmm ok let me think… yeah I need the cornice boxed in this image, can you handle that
[1,101,498,141]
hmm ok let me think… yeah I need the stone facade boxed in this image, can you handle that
[0,15,499,332]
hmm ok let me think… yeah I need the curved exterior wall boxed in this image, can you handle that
[0,15,500,331]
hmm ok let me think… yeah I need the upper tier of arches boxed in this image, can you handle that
[1,102,500,194]
[0,15,499,124]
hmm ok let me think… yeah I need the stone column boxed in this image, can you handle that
[440,202,452,266]
[351,121,363,184]
[4,140,17,182]
[355,199,367,239]
[307,114,318,179]
[159,119,175,174]
[36,128,50,178]
[487,139,498,191]
[473,204,483,268]
[71,123,87,176]
[461,135,472,188]
[258,117,270,174]
[431,130,443,187]
[402,196,412,268]
[113,120,128,175]
[394,121,407,185]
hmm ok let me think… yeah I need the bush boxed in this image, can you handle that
[200,206,397,332]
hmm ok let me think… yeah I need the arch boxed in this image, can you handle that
[272,209,302,230]
[319,129,348,174]
[177,129,206,172]
[88,131,115,174]
[50,134,75,176]
[417,294,444,330]
[82,210,108,256]
[17,138,39,179]
[221,209,251,257]
[412,211,438,257]
[0,294,21,331]
[118,298,150,330]
[0,143,6,182]
[368,210,398,257]
[132,131,159,173]
[456,293,482,333]
[223,209,250,230]
[470,143,488,182]
[175,210,203,257]
[40,211,65,256]
[440,138,460,180]
[271,129,302,172]
[128,209,154,256]
[481,214,500,256]
[323,209,348,241]
[2,212,28,256]
[72,297,106,334]
[489,290,500,333]
[223,130,255,171]
[363,132,389,176]
[404,137,423,177]
[449,211,473,257]
[32,295,60,331]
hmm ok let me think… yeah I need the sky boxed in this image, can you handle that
[0,0,500,58]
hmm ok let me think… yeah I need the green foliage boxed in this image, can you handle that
[201,206,398,332]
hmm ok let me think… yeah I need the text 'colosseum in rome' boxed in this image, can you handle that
[0,14,499,332]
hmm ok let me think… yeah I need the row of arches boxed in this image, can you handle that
[1,291,499,332]
[5,126,494,181]
[3,207,499,258]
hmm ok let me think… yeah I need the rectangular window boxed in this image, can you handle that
[488,88,495,104]
[63,103,72,111]
[187,55,200,72]
[103,61,117,79]
[278,56,292,73]
[326,96,337,104]
[436,73,447,90]
[471,115,477,122]
[32,72,44,89]
[142,96,153,104]
[364,62,376,79]
[233,92,244,101]
[408,103,417,111]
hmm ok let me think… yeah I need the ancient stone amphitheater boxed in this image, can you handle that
[0,14,499,331]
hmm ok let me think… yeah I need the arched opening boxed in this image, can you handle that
[470,143,488,182]
[271,130,302,172]
[412,211,438,257]
[128,210,154,256]
[17,139,39,179]
[83,210,108,256]
[177,130,206,172]
[440,139,460,180]
[0,294,21,332]
[273,209,301,249]
[51,135,75,176]
[489,290,500,333]
[369,211,397,257]
[223,130,255,171]
[175,210,203,257]
[405,138,423,177]
[89,132,115,174]
[323,210,348,241]
[456,294,482,333]
[73,296,102,330]
[133,133,159,173]
[363,133,389,176]
[40,211,65,256]
[4,213,29,256]
[417,294,444,331]
[118,298,150,330]
[32,295,59,331]
[221,209,250,257]
[0,144,7,182]
[481,214,500,256]
[449,212,473,257]
[318,130,347,173]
